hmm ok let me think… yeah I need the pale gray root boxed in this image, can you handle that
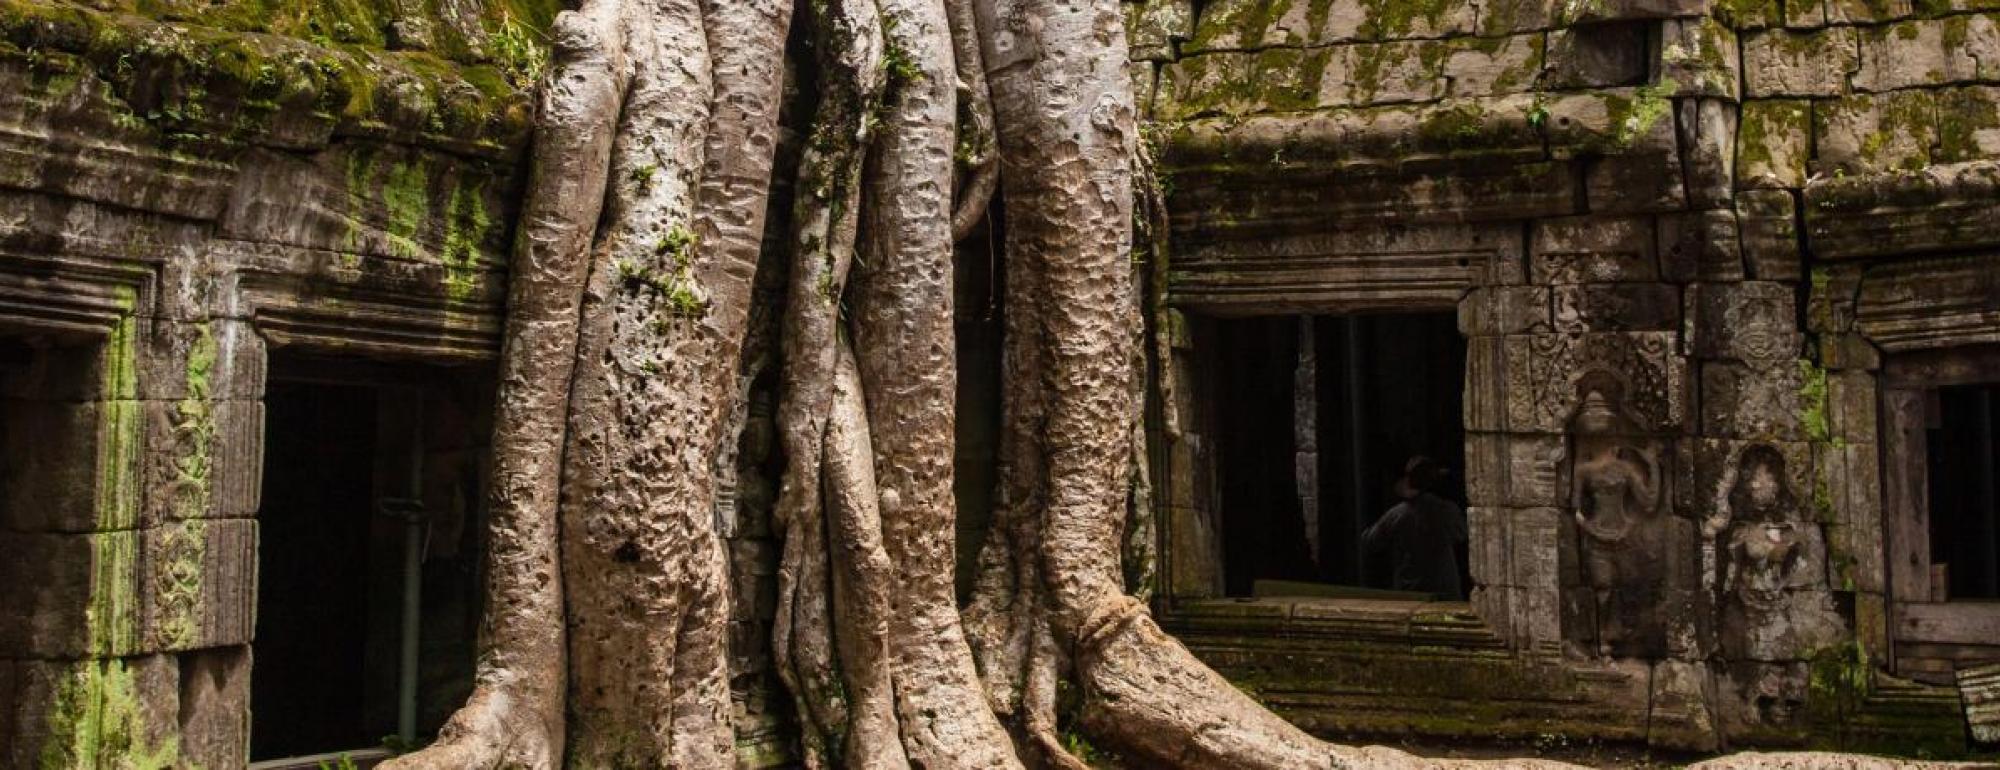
[769,0,883,759]
[822,344,911,770]
[847,0,1025,766]
[377,2,629,766]
[961,146,1056,761]
[698,0,795,521]
[552,0,740,761]
[944,0,997,241]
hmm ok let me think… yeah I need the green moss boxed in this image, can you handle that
[1938,88,2000,164]
[1738,100,1809,177]
[39,658,179,769]
[441,175,489,303]
[0,0,539,154]
[1608,77,1678,149]
[1356,0,1456,39]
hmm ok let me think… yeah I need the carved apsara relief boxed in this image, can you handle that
[1567,371,1679,658]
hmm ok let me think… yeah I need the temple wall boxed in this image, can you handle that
[3,0,1999,764]
[1136,0,2000,755]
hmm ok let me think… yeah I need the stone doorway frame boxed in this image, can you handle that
[1878,346,2000,684]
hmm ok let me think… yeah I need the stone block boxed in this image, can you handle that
[1700,361,1805,441]
[177,645,251,770]
[1819,332,1883,371]
[1687,281,1800,364]
[1937,86,2000,165]
[1510,507,1563,593]
[1129,61,1159,117]
[1158,34,1543,119]
[1854,15,1999,93]
[218,143,515,271]
[1661,17,1741,100]
[1803,163,2000,261]
[1518,582,1563,649]
[1,398,142,533]
[3,656,182,769]
[1553,283,1681,333]
[1465,433,1568,508]
[1545,22,1650,90]
[1736,189,1801,280]
[1543,89,1681,160]
[1124,0,1192,61]
[1470,585,1516,641]
[1744,27,1859,97]
[1813,91,1937,177]
[1469,507,1513,588]
[0,529,141,658]
[1737,100,1812,189]
[142,399,264,523]
[1500,332,1690,433]
[137,319,267,405]
[1181,0,1479,51]
[1650,659,1722,751]
[1723,0,1782,28]
[141,519,257,652]
[1464,336,1508,432]
[1784,0,1829,29]
[1678,98,1739,208]
[1531,216,1658,284]
[1459,286,1552,336]
[1828,371,1878,444]
[1658,209,1744,283]
[1589,149,1689,215]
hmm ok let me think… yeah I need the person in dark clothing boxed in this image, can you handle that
[1362,456,1469,599]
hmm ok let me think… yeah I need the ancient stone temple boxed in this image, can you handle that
[4,0,2000,766]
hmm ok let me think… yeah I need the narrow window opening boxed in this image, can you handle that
[1212,312,1467,599]
[251,357,492,762]
[1926,383,2000,601]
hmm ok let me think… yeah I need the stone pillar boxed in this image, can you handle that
[1,278,264,767]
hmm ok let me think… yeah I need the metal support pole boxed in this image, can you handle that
[393,393,426,747]
[1345,317,1367,583]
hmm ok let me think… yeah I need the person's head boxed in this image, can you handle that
[1397,455,1446,498]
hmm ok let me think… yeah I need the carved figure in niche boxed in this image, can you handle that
[1570,373,1669,657]
[1708,445,1805,661]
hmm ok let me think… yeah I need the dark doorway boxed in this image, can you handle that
[1927,383,2000,600]
[252,357,493,761]
[1212,313,1467,598]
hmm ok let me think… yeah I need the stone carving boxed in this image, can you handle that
[1708,445,1811,663]
[1568,373,1673,658]
[1515,333,1685,434]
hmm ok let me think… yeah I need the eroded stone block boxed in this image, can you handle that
[1814,91,1937,177]
[177,646,251,770]
[1688,281,1799,364]
[1532,216,1658,284]
[1460,286,1552,336]
[0,530,141,658]
[1744,27,1859,97]
[1658,209,1744,283]
[1554,283,1681,333]
[1466,433,1569,507]
[1700,361,1805,440]
[1736,189,1801,280]
[1679,98,1739,208]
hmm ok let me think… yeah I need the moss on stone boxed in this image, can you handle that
[0,0,541,155]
